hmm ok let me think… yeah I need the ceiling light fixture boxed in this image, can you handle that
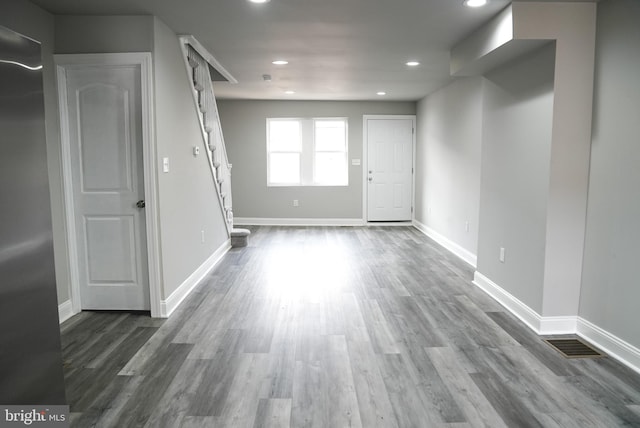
[406,61,420,67]
[272,60,288,65]
[463,0,488,7]
[248,0,271,4]
[285,90,295,94]
[377,91,386,96]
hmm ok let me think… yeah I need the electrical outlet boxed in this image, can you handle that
[293,199,299,207]
[201,230,205,243]
[499,247,505,263]
[465,221,470,232]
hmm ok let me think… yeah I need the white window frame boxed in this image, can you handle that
[266,118,303,186]
[267,117,348,187]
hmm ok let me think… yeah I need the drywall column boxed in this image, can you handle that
[452,2,597,331]
[512,2,597,323]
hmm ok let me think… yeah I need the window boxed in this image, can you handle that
[314,119,348,185]
[267,118,348,186]
[267,120,301,185]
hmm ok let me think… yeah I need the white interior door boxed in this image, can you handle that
[367,118,414,221]
[64,64,150,310]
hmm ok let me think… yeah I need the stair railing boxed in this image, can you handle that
[179,37,234,233]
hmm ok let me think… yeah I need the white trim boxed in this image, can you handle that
[178,35,238,84]
[473,271,640,374]
[413,219,477,268]
[138,54,163,318]
[160,239,231,318]
[55,62,82,316]
[58,300,76,324]
[366,221,414,227]
[234,217,366,226]
[577,318,640,375]
[472,271,577,335]
[362,115,416,223]
[539,316,578,334]
[473,271,544,333]
[54,53,162,317]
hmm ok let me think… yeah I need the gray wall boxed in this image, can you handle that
[476,44,555,314]
[153,18,229,299]
[55,15,154,54]
[217,100,416,220]
[0,0,72,305]
[415,77,483,257]
[580,0,640,347]
[37,12,230,303]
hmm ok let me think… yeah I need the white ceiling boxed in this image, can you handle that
[31,0,528,101]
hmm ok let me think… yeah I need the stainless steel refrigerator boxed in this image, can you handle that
[0,25,66,405]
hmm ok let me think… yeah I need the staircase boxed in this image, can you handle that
[180,38,234,233]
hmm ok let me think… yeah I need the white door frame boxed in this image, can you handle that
[55,52,162,318]
[362,115,417,223]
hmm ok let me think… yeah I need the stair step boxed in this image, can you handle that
[230,228,250,248]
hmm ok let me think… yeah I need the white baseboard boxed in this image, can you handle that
[413,220,477,268]
[539,316,578,334]
[234,217,365,226]
[160,239,231,318]
[473,271,546,333]
[577,317,640,375]
[473,271,640,374]
[58,299,76,324]
[472,271,577,335]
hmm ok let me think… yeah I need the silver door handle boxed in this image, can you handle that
[136,200,146,208]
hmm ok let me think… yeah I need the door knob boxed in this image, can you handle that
[136,200,146,208]
[368,177,373,182]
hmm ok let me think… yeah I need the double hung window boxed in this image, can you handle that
[267,118,348,186]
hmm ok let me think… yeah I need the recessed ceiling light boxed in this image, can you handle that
[272,60,288,65]
[463,0,487,7]
[248,0,270,3]
[285,90,295,94]
[377,91,386,96]
[406,61,420,67]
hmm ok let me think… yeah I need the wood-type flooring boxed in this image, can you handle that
[61,226,640,427]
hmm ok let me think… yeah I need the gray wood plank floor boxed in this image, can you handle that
[60,226,640,427]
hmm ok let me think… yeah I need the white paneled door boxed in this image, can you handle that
[63,64,150,310]
[367,118,414,221]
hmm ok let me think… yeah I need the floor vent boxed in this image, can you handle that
[545,338,604,359]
